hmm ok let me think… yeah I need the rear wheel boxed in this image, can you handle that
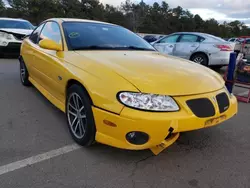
[191,53,208,66]
[19,58,31,86]
[66,85,96,146]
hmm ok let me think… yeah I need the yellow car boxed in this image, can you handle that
[20,18,238,155]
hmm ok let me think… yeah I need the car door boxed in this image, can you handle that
[153,34,181,55]
[173,34,200,59]
[31,21,66,103]
[22,23,45,79]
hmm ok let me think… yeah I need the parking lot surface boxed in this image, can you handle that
[0,58,250,188]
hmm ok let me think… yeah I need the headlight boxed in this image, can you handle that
[0,31,13,40]
[117,92,179,112]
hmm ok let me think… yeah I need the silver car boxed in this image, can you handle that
[152,32,235,68]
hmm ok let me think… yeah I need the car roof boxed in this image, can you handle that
[46,18,116,26]
[0,17,29,22]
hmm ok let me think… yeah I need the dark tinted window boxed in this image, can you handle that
[63,22,155,51]
[29,23,45,44]
[0,20,34,30]
[39,22,62,44]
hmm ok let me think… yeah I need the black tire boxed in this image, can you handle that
[191,53,208,66]
[19,58,31,86]
[66,84,96,146]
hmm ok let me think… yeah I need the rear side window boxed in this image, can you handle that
[159,35,180,43]
[29,23,45,44]
[179,35,199,42]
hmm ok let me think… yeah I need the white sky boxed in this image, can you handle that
[100,0,250,25]
[3,0,250,26]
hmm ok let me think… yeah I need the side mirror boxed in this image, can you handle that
[39,39,62,51]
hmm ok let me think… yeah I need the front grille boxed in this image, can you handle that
[216,92,230,113]
[186,98,215,118]
[12,33,26,41]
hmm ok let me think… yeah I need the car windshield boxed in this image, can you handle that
[63,22,155,51]
[0,20,34,30]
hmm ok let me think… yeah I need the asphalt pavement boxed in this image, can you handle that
[0,58,250,188]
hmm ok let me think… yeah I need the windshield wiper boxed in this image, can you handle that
[119,46,155,51]
[72,45,116,51]
[72,45,155,51]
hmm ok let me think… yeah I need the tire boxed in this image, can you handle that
[191,53,208,66]
[19,58,31,86]
[66,84,96,146]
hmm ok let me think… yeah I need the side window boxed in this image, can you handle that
[179,35,199,43]
[159,35,180,43]
[198,37,205,42]
[39,22,62,44]
[29,23,45,44]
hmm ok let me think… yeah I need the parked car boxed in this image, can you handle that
[234,36,250,59]
[0,18,34,56]
[152,32,235,68]
[19,18,237,155]
[228,37,239,43]
[143,34,165,43]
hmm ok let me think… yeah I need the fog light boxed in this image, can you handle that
[126,131,149,145]
[2,41,8,46]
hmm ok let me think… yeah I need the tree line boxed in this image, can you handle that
[0,0,249,38]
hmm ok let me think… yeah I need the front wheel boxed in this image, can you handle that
[191,53,208,66]
[66,85,96,146]
[19,58,31,86]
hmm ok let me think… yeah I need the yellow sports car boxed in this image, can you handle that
[20,18,238,155]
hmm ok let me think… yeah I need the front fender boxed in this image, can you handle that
[65,63,139,114]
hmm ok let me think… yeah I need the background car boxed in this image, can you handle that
[152,32,235,68]
[143,34,165,43]
[0,17,34,56]
[228,37,239,43]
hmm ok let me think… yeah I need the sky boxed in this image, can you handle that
[3,0,250,26]
[100,0,250,26]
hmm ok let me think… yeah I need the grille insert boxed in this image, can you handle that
[186,98,215,118]
[216,92,230,113]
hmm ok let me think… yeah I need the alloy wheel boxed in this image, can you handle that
[193,56,204,64]
[67,92,87,139]
[20,63,26,83]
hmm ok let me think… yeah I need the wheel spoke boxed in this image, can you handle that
[69,110,77,117]
[79,106,84,113]
[70,116,77,127]
[74,120,80,133]
[80,114,86,119]
[73,95,79,109]
[69,103,77,111]
[79,120,83,136]
[79,119,85,135]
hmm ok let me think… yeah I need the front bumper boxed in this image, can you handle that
[0,42,21,55]
[93,88,238,154]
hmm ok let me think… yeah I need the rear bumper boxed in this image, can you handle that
[0,42,21,55]
[209,51,231,66]
[93,88,238,152]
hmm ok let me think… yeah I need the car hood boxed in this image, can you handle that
[75,51,224,96]
[0,28,33,35]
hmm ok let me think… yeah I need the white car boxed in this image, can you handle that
[152,32,235,68]
[0,18,34,56]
